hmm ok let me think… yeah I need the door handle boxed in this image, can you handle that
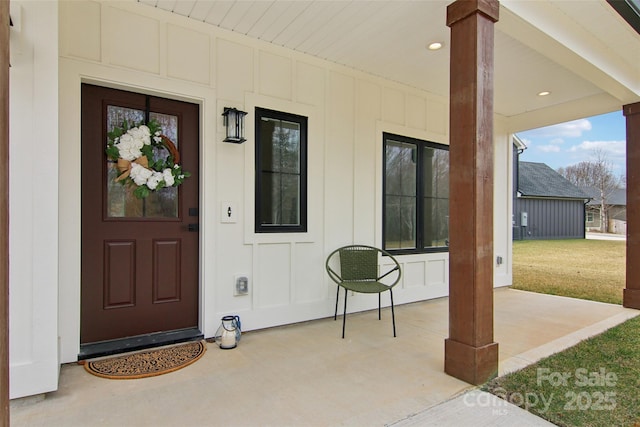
[188,223,199,232]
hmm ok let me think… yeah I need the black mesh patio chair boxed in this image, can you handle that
[325,245,402,338]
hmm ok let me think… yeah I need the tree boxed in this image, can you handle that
[557,149,621,233]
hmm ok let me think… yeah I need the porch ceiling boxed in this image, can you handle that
[139,0,640,130]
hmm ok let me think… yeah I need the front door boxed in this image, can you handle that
[81,84,200,345]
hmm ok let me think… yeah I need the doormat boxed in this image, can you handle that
[83,341,206,380]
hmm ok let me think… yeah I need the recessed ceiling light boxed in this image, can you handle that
[428,42,443,51]
[537,91,551,96]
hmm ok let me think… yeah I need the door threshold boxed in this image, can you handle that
[78,328,203,360]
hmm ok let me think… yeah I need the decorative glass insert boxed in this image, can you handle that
[106,106,179,218]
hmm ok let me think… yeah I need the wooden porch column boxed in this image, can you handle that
[445,0,500,385]
[624,102,640,309]
[1,0,10,424]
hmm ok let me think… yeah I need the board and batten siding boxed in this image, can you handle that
[10,0,513,398]
[514,197,586,240]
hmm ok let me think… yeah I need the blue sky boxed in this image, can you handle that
[516,111,627,179]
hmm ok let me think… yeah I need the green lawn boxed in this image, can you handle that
[485,316,640,426]
[512,239,625,304]
[486,238,640,426]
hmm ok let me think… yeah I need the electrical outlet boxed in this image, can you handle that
[234,275,249,296]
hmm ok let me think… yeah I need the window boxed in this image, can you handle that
[383,133,449,254]
[255,108,308,233]
[586,211,594,223]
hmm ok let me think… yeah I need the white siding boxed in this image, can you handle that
[9,0,514,397]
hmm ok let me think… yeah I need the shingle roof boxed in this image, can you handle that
[518,161,591,199]
[582,187,626,206]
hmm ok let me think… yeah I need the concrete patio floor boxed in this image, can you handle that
[11,288,639,426]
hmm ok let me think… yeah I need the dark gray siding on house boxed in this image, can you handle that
[513,161,589,240]
[514,197,586,240]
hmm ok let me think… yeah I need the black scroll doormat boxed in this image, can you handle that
[83,341,206,379]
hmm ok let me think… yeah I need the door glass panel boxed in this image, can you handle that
[106,106,179,218]
[145,112,179,218]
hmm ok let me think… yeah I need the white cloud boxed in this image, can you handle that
[521,119,592,139]
[537,145,561,153]
[568,140,625,156]
[565,140,626,175]
[550,138,564,145]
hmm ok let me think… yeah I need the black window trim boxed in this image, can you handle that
[382,132,449,255]
[255,107,308,234]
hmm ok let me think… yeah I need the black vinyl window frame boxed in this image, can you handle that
[383,132,449,255]
[255,107,308,233]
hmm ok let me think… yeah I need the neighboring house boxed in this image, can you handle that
[514,162,591,240]
[583,187,627,234]
[6,0,640,400]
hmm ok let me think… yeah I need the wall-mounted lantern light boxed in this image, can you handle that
[222,107,248,143]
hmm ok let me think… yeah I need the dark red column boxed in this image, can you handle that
[624,102,640,309]
[1,0,10,424]
[445,0,500,385]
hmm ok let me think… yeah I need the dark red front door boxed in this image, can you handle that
[81,84,199,344]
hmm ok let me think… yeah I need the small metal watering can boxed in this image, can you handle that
[214,315,241,349]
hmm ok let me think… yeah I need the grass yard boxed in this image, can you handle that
[512,239,625,305]
[487,238,640,426]
[485,316,640,427]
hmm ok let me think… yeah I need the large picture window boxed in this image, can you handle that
[255,108,308,233]
[383,133,449,253]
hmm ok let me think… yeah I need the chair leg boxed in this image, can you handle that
[342,288,348,339]
[334,285,340,321]
[390,289,396,337]
[378,293,381,320]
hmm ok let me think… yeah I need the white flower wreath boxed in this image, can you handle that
[106,119,190,199]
